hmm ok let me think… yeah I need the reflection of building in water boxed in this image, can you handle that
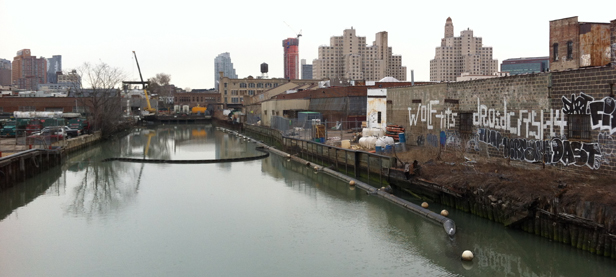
[214,130,251,160]
[0,167,63,221]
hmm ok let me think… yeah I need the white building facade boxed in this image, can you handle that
[430,17,498,82]
[313,28,406,82]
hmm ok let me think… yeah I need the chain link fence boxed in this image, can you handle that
[268,116,362,143]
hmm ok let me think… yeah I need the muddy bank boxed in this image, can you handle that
[390,157,616,258]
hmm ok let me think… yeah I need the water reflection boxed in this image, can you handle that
[63,138,141,218]
[0,167,62,221]
[264,152,616,276]
[1,125,616,276]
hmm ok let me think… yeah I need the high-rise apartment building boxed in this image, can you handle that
[430,18,498,82]
[47,55,62,84]
[301,59,312,79]
[0,59,11,86]
[312,28,406,82]
[12,49,47,90]
[283,38,299,79]
[214,52,238,90]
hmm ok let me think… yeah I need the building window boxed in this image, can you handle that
[377,112,381,124]
[567,41,573,60]
[240,83,247,88]
[553,43,559,61]
[568,114,591,140]
[19,106,35,111]
[459,112,473,134]
[45,107,63,112]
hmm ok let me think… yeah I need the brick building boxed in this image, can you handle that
[12,49,47,90]
[0,97,80,114]
[174,90,221,111]
[549,16,612,71]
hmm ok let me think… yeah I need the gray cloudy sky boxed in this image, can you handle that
[1,0,614,89]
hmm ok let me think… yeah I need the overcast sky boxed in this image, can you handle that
[1,0,614,90]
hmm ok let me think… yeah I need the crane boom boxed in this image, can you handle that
[132,51,156,113]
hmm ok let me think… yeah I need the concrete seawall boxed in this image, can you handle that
[0,132,103,191]
[240,123,616,259]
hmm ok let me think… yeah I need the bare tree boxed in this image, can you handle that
[148,73,172,109]
[73,62,126,137]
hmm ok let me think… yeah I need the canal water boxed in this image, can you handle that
[1,124,615,276]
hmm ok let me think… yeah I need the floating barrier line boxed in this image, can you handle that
[101,147,269,164]
[220,127,456,237]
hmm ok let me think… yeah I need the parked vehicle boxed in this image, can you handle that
[35,126,80,138]
[26,127,66,144]
[1,121,17,137]
[68,118,90,134]
[61,126,80,138]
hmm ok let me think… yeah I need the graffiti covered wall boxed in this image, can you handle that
[387,66,616,173]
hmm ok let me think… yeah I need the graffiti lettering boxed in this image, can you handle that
[478,128,602,169]
[427,133,439,147]
[407,102,457,130]
[472,98,565,140]
[562,92,594,115]
[416,135,424,146]
[563,92,616,134]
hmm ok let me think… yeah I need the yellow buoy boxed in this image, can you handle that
[461,250,474,261]
[441,210,449,217]
[349,180,356,186]
[421,202,429,208]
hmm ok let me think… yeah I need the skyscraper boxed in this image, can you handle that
[47,55,62,84]
[430,17,498,82]
[214,52,237,90]
[283,38,299,79]
[12,49,47,90]
[301,59,312,80]
[312,28,406,81]
[0,59,11,86]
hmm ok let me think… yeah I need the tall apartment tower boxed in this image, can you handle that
[0,59,11,86]
[12,49,47,90]
[301,59,313,79]
[47,55,62,84]
[430,18,498,82]
[214,52,238,90]
[283,38,299,79]
[312,28,406,82]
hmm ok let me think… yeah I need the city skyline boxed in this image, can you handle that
[1,0,614,90]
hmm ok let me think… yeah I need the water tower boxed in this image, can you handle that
[260,63,268,78]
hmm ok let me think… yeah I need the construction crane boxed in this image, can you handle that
[132,51,156,114]
[284,21,302,39]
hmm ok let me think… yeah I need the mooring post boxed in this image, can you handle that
[367,154,370,184]
[354,151,360,178]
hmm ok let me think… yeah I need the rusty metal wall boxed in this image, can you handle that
[579,23,611,67]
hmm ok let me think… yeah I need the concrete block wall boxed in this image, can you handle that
[387,66,616,174]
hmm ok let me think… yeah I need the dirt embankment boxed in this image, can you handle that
[394,146,616,231]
